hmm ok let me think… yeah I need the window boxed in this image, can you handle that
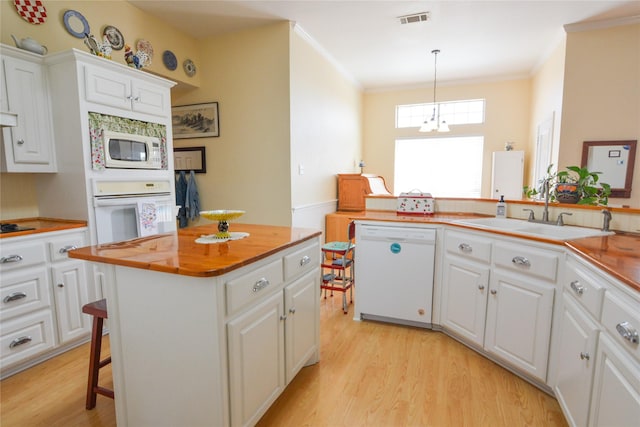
[394,136,484,198]
[396,99,485,128]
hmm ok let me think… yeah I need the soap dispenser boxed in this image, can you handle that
[496,195,507,218]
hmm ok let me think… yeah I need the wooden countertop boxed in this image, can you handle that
[566,234,640,292]
[0,217,87,238]
[68,223,322,278]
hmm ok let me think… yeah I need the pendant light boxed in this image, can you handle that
[419,49,449,133]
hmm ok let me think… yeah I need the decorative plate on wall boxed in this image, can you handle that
[162,50,177,71]
[136,39,154,63]
[14,0,47,25]
[183,59,196,77]
[63,9,89,38]
[102,25,124,50]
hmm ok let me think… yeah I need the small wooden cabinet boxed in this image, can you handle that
[337,174,390,211]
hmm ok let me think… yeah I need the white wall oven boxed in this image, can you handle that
[93,180,176,244]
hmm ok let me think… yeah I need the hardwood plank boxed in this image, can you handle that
[1,296,566,426]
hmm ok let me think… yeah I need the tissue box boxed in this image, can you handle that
[396,191,435,215]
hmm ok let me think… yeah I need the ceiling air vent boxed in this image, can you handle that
[398,12,430,25]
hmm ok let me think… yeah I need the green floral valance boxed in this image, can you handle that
[88,112,168,170]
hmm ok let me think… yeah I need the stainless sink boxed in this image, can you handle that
[452,217,614,241]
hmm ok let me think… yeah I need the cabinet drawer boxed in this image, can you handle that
[0,241,46,272]
[493,242,559,282]
[48,232,86,262]
[564,260,605,320]
[601,291,640,363]
[0,269,51,319]
[444,230,492,264]
[0,310,55,369]
[226,259,283,315]
[284,242,319,281]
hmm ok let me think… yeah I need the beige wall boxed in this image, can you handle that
[289,26,362,207]
[363,79,531,198]
[528,40,566,186]
[559,23,640,208]
[173,22,293,226]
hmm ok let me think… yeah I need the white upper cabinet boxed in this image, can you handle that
[84,63,170,117]
[0,46,56,172]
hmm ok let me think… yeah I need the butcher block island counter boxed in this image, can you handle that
[69,223,322,427]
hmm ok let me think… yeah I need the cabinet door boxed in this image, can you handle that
[84,64,132,110]
[284,270,319,384]
[441,258,490,347]
[51,261,89,343]
[555,294,599,427]
[130,79,169,117]
[589,334,640,427]
[1,56,55,171]
[485,271,554,382]
[338,174,366,211]
[228,292,285,427]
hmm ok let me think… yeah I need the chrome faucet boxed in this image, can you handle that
[541,179,550,223]
[523,208,535,221]
[556,212,572,226]
[601,209,612,232]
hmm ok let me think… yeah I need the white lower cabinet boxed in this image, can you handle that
[441,229,559,383]
[554,294,599,427]
[554,253,640,426]
[0,228,91,378]
[227,268,319,427]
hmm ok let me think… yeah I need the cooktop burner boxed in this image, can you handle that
[0,223,36,234]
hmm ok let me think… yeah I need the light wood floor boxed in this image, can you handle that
[1,294,567,427]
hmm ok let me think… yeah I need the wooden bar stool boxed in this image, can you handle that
[82,299,114,409]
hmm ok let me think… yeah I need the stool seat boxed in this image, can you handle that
[82,299,114,409]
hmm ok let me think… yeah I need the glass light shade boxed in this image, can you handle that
[419,118,437,132]
[438,121,450,132]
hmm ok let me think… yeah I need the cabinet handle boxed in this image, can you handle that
[17,139,25,145]
[616,321,639,344]
[289,307,296,314]
[280,314,287,321]
[1,254,23,264]
[512,256,531,267]
[134,96,140,102]
[9,336,32,349]
[58,245,77,254]
[458,243,472,253]
[299,255,311,266]
[580,352,590,361]
[478,284,485,290]
[490,289,497,295]
[570,280,585,295]
[57,283,64,288]
[3,291,27,303]
[252,278,270,292]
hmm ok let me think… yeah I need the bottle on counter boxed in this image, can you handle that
[496,195,507,218]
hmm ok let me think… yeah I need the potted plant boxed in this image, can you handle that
[523,164,611,206]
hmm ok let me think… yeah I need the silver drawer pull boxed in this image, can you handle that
[289,307,296,314]
[252,278,270,292]
[490,289,497,295]
[616,321,639,344]
[299,255,311,266]
[17,139,25,145]
[580,352,590,361]
[512,256,531,267]
[1,254,24,264]
[570,280,585,295]
[3,292,27,303]
[58,245,77,254]
[9,336,32,349]
[458,243,472,253]
[478,284,485,290]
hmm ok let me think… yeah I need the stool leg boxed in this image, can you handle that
[86,316,104,410]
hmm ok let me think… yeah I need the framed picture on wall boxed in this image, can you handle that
[172,102,219,139]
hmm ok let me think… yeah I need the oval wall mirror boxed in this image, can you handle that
[581,140,637,198]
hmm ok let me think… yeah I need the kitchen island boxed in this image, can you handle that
[69,223,322,427]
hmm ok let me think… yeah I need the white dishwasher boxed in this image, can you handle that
[355,222,436,328]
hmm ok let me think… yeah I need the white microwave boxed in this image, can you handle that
[103,130,162,169]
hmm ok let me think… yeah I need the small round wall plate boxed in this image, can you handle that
[63,9,89,38]
[162,50,177,71]
[183,59,196,77]
[102,25,124,50]
[14,0,47,25]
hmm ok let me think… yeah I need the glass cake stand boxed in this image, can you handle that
[199,210,246,239]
